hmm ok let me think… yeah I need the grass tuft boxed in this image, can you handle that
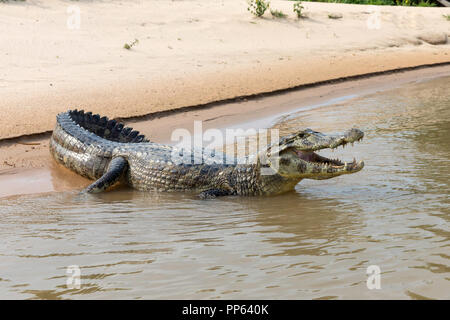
[270,9,287,18]
[124,39,139,50]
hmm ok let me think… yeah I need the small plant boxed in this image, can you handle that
[247,0,270,18]
[124,38,139,50]
[271,9,287,18]
[444,14,450,21]
[293,1,304,19]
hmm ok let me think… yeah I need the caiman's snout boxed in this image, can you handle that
[303,128,364,151]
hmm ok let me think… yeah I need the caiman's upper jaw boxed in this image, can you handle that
[273,128,364,154]
[306,128,364,152]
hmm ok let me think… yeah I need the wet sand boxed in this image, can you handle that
[1,64,450,198]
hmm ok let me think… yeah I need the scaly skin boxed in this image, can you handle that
[50,110,365,197]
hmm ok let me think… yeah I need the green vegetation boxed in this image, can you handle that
[293,1,305,18]
[247,0,270,17]
[444,14,450,20]
[395,0,436,5]
[270,9,287,18]
[247,0,307,19]
[293,0,437,6]
[124,39,139,50]
[415,0,437,6]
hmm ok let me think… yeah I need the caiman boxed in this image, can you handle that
[50,110,364,198]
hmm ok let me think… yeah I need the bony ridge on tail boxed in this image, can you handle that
[50,110,364,198]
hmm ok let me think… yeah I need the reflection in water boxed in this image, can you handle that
[0,77,449,299]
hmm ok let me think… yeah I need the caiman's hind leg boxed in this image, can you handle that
[83,157,128,193]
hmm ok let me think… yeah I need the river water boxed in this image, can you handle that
[0,76,449,299]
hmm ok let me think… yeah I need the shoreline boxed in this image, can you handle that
[1,63,450,199]
[2,59,450,144]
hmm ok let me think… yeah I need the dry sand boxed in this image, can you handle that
[1,0,450,140]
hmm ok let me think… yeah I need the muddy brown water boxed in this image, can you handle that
[0,76,449,299]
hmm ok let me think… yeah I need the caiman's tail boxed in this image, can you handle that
[49,109,149,180]
[65,110,149,144]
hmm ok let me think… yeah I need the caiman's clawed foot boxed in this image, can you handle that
[199,189,231,199]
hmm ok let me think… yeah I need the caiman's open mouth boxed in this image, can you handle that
[296,150,360,170]
[295,134,364,171]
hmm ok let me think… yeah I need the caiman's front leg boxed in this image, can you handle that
[199,189,232,199]
[83,157,128,193]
